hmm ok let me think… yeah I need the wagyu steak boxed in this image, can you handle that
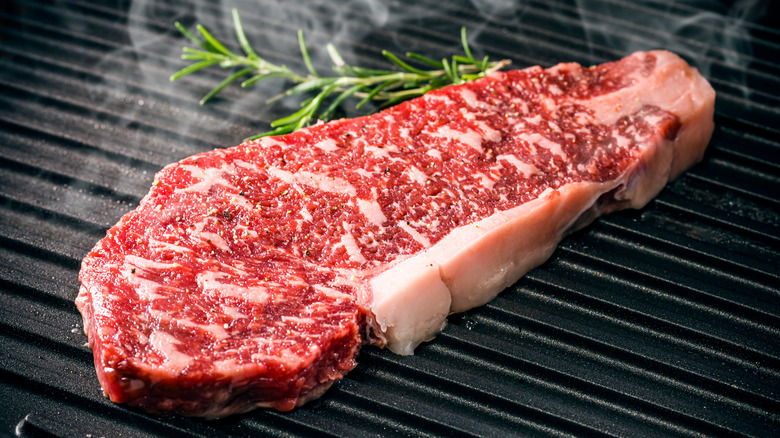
[76,50,715,417]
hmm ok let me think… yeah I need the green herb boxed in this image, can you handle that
[171,9,511,139]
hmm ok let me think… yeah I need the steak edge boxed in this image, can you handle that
[77,50,715,417]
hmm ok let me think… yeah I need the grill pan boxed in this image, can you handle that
[1,0,779,436]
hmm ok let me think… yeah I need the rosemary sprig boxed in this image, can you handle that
[171,9,511,139]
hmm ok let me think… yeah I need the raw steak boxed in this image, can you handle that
[77,50,715,417]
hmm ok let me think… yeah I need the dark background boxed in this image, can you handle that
[1,0,778,436]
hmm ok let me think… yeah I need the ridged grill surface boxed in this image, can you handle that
[1,0,778,436]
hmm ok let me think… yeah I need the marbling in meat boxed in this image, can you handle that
[77,50,715,417]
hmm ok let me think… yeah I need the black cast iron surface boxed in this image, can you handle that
[1,0,779,436]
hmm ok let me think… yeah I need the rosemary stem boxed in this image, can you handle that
[171,9,511,138]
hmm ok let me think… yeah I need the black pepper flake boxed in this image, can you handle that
[223,211,231,219]
[384,167,389,174]
[239,191,245,196]
[130,268,136,274]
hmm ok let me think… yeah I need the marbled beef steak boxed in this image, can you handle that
[77,50,715,417]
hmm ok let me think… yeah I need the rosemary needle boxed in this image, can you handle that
[171,9,511,139]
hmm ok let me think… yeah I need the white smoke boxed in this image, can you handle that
[111,0,765,154]
[121,0,435,147]
[569,0,763,97]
